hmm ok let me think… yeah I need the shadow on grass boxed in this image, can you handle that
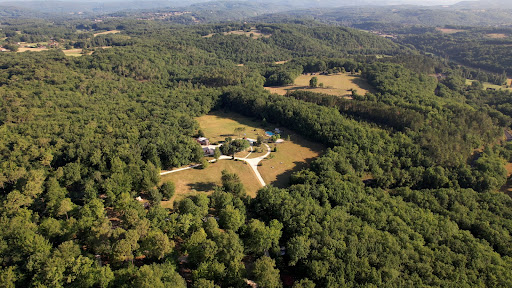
[269,157,318,188]
[187,182,216,192]
[350,76,376,93]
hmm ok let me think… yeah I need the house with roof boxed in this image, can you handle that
[203,147,215,156]
[196,137,210,146]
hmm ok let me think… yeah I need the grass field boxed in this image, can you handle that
[161,111,325,207]
[198,111,324,189]
[258,130,324,188]
[466,79,512,92]
[265,73,374,98]
[93,30,121,37]
[203,27,271,39]
[436,28,465,34]
[160,160,261,208]
[16,47,93,56]
[486,33,508,39]
[197,111,267,143]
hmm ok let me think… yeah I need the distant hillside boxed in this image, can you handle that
[254,6,512,27]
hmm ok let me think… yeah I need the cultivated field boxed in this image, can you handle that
[160,160,260,208]
[259,130,324,188]
[265,73,374,98]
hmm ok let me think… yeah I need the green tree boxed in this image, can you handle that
[293,279,316,288]
[219,205,245,232]
[213,148,221,160]
[252,256,282,288]
[309,77,318,88]
[159,182,175,200]
[243,219,282,255]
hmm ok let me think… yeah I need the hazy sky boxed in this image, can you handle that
[0,0,472,3]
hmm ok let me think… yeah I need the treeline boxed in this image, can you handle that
[398,29,512,77]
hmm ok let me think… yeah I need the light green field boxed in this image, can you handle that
[265,73,374,98]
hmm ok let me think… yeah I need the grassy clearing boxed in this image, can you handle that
[265,73,374,98]
[258,130,324,188]
[197,111,267,143]
[197,111,324,187]
[18,47,49,52]
[165,111,325,205]
[203,28,271,39]
[486,33,508,39]
[93,30,121,37]
[160,160,261,208]
[63,49,85,57]
[436,28,465,34]
[466,79,512,92]
[16,47,92,56]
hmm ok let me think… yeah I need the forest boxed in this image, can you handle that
[2,17,512,288]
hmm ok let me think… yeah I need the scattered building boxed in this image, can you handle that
[197,137,210,146]
[202,147,215,156]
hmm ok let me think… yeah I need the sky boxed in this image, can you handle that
[0,0,470,3]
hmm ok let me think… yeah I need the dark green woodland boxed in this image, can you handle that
[2,14,512,288]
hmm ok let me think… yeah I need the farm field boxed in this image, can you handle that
[259,130,324,188]
[160,160,260,208]
[264,73,374,98]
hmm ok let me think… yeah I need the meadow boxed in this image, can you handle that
[264,73,374,98]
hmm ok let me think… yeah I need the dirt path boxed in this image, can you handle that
[160,143,271,187]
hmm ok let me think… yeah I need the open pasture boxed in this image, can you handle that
[265,73,374,98]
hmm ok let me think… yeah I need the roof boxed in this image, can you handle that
[197,137,208,141]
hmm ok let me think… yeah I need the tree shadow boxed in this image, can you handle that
[350,76,376,93]
[269,157,317,188]
[187,182,216,192]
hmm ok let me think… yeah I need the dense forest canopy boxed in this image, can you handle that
[2,14,512,288]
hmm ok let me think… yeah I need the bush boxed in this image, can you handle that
[159,182,175,200]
